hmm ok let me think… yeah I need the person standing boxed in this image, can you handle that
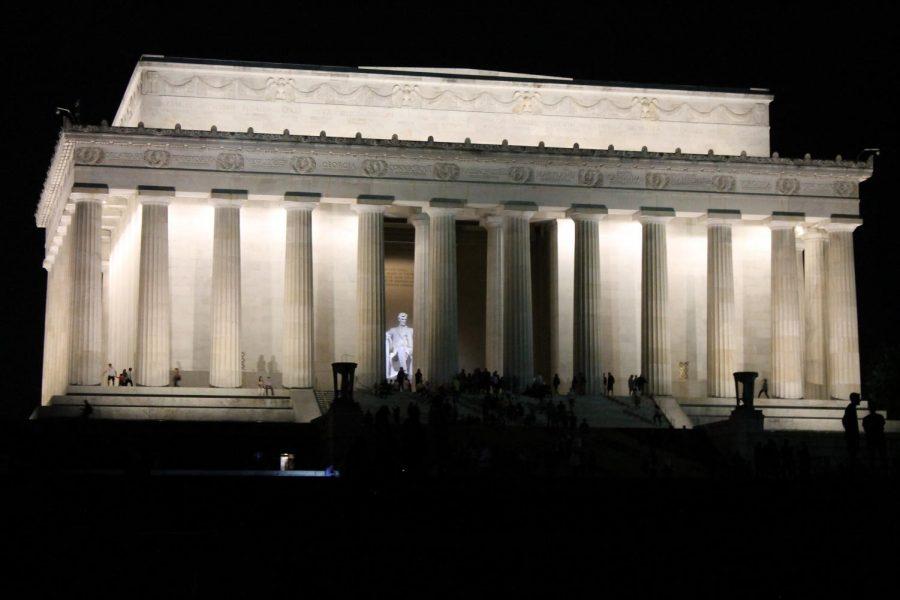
[125,368,134,386]
[415,368,423,391]
[842,393,862,465]
[862,402,887,467]
[606,373,615,397]
[552,373,560,396]
[172,367,182,387]
[264,375,275,397]
[628,374,635,396]
[105,364,117,386]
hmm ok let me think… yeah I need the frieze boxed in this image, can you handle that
[577,169,604,187]
[74,147,104,165]
[216,152,244,171]
[775,177,800,196]
[433,162,460,181]
[362,159,389,177]
[290,156,316,174]
[645,172,669,190]
[711,175,736,192]
[508,166,533,184]
[143,149,170,168]
[134,68,771,127]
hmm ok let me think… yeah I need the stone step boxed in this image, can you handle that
[682,405,877,420]
[67,385,291,399]
[51,395,293,409]
[679,396,872,410]
[35,404,295,423]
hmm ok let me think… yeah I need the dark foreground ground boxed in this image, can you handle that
[2,418,898,597]
[3,472,898,598]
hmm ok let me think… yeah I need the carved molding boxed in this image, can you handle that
[135,68,770,127]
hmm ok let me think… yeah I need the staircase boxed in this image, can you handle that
[35,386,296,423]
[313,390,335,415]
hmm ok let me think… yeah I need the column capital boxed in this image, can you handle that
[70,182,108,204]
[423,198,466,217]
[635,207,675,224]
[284,191,320,211]
[499,201,537,219]
[766,211,805,230]
[138,185,174,206]
[822,214,862,233]
[800,226,829,242]
[566,204,608,221]
[353,195,393,213]
[211,189,247,208]
[480,214,504,229]
[705,209,741,226]
[408,212,430,227]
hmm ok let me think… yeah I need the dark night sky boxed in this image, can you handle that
[3,2,898,418]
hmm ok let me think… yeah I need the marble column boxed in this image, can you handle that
[481,215,504,375]
[796,237,806,396]
[639,209,674,396]
[706,211,739,398]
[567,205,606,395]
[824,217,862,399]
[135,188,172,386]
[502,205,535,390]
[41,225,73,404]
[282,193,318,388]
[768,215,804,399]
[354,198,391,387]
[425,201,463,384]
[409,213,430,380]
[69,187,105,385]
[802,227,828,399]
[209,195,243,388]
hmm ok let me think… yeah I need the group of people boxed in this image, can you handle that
[104,364,134,387]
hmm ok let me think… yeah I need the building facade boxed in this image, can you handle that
[37,56,870,406]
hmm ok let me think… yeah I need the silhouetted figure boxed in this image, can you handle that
[552,373,560,396]
[628,374,635,396]
[635,374,646,396]
[81,400,93,419]
[414,368,423,390]
[757,378,769,399]
[606,373,615,397]
[842,393,862,464]
[862,403,887,467]
[396,367,408,391]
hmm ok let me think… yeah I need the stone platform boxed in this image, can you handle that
[676,396,897,432]
[34,386,320,423]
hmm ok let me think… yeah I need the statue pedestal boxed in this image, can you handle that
[730,405,764,432]
[321,399,363,472]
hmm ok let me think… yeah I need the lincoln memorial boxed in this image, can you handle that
[35,56,873,428]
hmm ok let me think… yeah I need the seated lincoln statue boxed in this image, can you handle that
[385,312,413,380]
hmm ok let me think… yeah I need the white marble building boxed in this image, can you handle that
[37,56,871,411]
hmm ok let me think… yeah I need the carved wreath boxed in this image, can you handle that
[216,152,244,171]
[577,169,604,187]
[362,159,389,177]
[775,177,800,196]
[711,175,736,193]
[290,156,316,174]
[143,149,170,168]
[74,147,104,165]
[833,180,856,198]
[433,162,460,181]
[508,166,533,184]
[645,172,669,190]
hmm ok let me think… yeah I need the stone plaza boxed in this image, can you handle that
[34,56,876,429]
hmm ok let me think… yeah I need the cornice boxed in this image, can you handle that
[35,124,872,231]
